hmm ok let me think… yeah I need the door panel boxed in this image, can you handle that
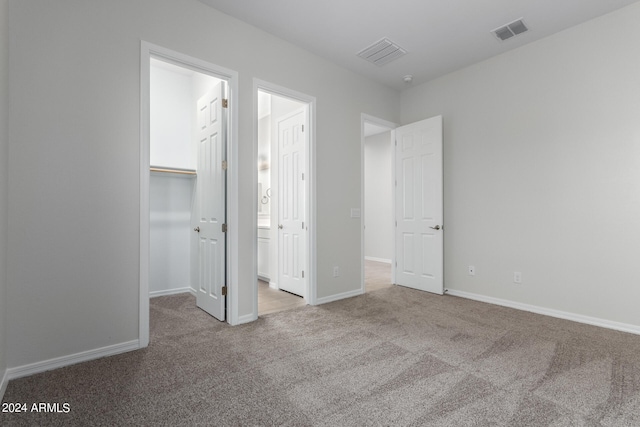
[277,107,307,297]
[395,116,443,294]
[193,81,226,320]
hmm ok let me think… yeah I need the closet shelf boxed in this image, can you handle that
[150,166,197,176]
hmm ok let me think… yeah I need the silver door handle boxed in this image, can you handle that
[278,224,283,229]
[430,225,441,230]
[194,227,200,232]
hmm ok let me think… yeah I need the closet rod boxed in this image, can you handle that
[150,166,197,175]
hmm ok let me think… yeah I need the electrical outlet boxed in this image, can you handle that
[333,266,339,277]
[514,272,522,284]
[468,265,475,276]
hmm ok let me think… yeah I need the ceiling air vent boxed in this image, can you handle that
[357,38,407,66]
[492,19,528,41]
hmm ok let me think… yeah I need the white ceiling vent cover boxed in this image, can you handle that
[492,19,528,41]
[357,38,407,66]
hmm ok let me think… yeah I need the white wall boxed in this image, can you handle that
[257,91,271,222]
[0,0,9,398]
[7,0,399,368]
[149,174,194,295]
[401,3,640,327]
[150,62,193,169]
[149,62,194,296]
[364,131,392,262]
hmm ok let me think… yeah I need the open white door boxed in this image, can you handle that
[193,81,227,320]
[394,115,443,294]
[277,107,307,298]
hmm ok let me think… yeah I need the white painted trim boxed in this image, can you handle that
[315,288,364,306]
[361,114,397,294]
[251,84,259,321]
[446,289,640,336]
[140,42,240,334]
[237,313,258,325]
[364,256,392,264]
[268,281,279,290]
[6,340,140,381]
[390,129,397,286]
[139,42,151,349]
[0,368,8,402]
[226,69,240,326]
[254,79,318,315]
[149,287,192,298]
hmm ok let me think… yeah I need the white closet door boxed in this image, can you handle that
[194,81,227,321]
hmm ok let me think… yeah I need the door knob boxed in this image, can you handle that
[194,227,200,232]
[278,224,283,229]
[430,225,441,230]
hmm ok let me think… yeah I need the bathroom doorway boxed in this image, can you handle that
[255,82,315,315]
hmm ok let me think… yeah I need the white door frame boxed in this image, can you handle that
[140,41,240,348]
[253,79,317,316]
[360,114,397,292]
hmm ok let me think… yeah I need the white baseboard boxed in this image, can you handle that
[446,289,640,336]
[315,288,364,305]
[7,340,140,381]
[0,368,8,402]
[268,281,278,290]
[365,256,392,264]
[149,287,192,298]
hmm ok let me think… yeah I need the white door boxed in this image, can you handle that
[277,107,307,298]
[394,115,443,294]
[193,82,227,320]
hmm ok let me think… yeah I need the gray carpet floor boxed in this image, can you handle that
[2,286,640,426]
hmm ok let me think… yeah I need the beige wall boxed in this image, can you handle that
[7,0,399,368]
[401,3,640,326]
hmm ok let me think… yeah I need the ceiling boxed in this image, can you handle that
[198,0,639,91]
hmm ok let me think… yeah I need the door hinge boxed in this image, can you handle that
[222,160,228,170]
[221,286,227,296]
[222,99,228,108]
[222,223,227,232]
[302,222,304,229]
[302,271,304,278]
[302,124,304,132]
[302,173,304,181]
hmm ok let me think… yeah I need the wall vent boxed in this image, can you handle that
[492,19,528,41]
[357,38,407,66]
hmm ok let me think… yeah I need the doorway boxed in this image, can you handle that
[148,57,227,320]
[360,114,444,296]
[140,42,240,347]
[362,115,396,293]
[254,81,315,316]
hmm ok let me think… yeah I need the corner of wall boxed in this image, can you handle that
[0,0,10,402]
